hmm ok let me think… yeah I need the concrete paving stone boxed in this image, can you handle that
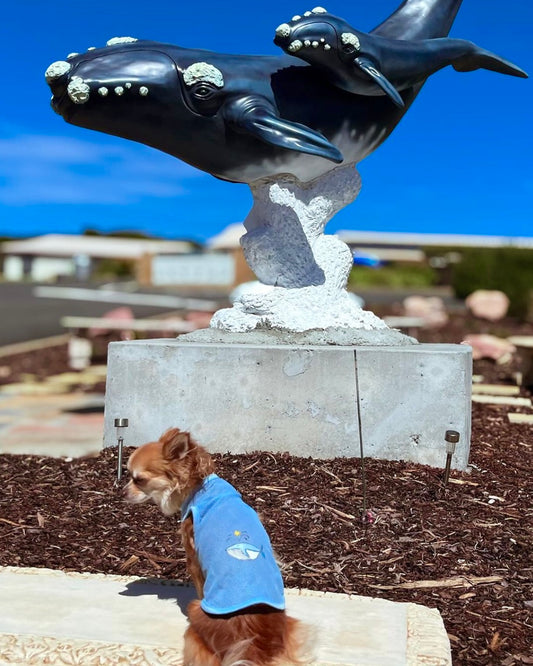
[507,412,533,424]
[0,383,70,396]
[0,567,451,665]
[471,384,520,396]
[0,391,104,458]
[471,394,531,407]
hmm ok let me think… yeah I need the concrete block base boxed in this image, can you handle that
[104,338,471,469]
[0,567,452,665]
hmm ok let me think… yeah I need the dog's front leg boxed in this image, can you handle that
[181,516,205,598]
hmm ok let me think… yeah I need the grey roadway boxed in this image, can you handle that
[0,281,461,347]
[0,282,228,347]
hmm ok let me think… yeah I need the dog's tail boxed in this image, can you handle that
[185,600,313,666]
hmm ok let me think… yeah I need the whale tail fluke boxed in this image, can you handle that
[452,47,528,79]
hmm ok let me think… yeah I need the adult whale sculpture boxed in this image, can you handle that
[46,0,526,338]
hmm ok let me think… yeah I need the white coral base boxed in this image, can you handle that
[212,284,388,332]
[210,164,390,334]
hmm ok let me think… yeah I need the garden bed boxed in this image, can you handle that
[1,311,532,664]
[1,398,531,665]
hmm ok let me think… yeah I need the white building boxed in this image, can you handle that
[1,234,194,282]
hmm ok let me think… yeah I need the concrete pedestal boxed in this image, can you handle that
[104,338,471,470]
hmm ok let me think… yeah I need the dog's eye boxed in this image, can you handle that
[134,476,147,485]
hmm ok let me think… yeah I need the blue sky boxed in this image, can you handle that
[0,0,531,242]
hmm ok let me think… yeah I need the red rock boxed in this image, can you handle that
[465,290,510,321]
[402,296,448,329]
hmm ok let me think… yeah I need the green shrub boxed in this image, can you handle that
[450,247,533,320]
[93,258,135,279]
[348,263,437,289]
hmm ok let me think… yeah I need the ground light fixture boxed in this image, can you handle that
[114,418,129,483]
[444,430,460,485]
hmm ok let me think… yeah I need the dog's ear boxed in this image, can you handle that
[160,428,191,460]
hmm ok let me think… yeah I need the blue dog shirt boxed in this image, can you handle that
[181,474,285,615]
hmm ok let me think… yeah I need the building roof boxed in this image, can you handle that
[1,234,194,259]
[336,230,533,249]
[207,223,245,250]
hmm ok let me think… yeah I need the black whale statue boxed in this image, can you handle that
[46,0,526,185]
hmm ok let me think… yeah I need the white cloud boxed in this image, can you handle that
[0,130,204,206]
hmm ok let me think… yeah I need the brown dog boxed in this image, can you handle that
[124,427,309,666]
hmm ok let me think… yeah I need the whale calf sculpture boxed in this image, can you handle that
[45,0,527,336]
[274,8,526,107]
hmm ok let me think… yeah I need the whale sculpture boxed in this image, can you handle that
[45,0,527,337]
[274,8,526,107]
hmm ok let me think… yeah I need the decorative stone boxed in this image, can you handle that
[403,296,449,329]
[462,334,516,362]
[465,290,510,321]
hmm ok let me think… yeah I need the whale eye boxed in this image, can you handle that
[192,82,217,100]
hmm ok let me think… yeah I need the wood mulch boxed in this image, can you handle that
[0,312,532,664]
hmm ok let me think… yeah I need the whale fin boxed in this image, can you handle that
[371,0,463,40]
[452,47,528,79]
[223,95,343,163]
[353,57,405,107]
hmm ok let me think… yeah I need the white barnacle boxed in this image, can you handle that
[67,77,90,104]
[275,23,291,38]
[139,86,149,96]
[312,6,327,12]
[292,15,301,21]
[288,40,303,52]
[45,60,71,82]
[303,39,311,47]
[87,47,96,51]
[106,36,138,46]
[341,32,360,50]
[67,52,79,59]
[183,62,224,88]
[114,86,124,96]
[98,86,109,96]
[304,11,312,16]
[312,41,319,48]
[324,43,331,50]
[125,82,132,89]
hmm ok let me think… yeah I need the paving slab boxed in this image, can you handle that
[0,391,104,458]
[0,567,451,665]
